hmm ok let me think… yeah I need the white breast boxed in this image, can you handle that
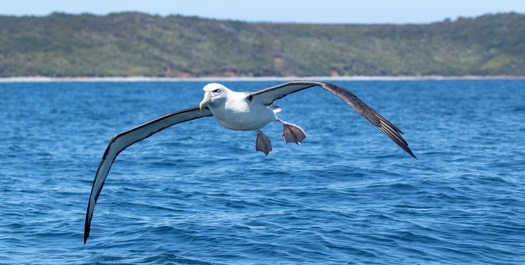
[210,92,276,131]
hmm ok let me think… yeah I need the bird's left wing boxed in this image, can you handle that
[248,81,318,105]
[84,107,212,244]
[249,81,416,158]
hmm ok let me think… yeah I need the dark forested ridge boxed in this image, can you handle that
[1,12,524,77]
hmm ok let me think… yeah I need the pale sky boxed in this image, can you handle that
[1,0,524,24]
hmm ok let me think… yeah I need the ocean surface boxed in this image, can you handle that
[1,79,524,264]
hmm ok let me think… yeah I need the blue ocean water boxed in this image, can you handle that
[1,79,524,264]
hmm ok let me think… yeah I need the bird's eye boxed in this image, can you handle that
[212,89,220,93]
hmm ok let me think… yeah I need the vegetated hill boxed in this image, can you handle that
[0,12,524,77]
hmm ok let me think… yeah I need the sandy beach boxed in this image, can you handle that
[1,75,524,82]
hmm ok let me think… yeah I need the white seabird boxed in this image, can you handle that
[83,80,416,244]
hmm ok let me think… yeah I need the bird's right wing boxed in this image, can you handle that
[84,107,212,244]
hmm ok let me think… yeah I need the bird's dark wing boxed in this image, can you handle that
[249,81,416,158]
[84,107,212,244]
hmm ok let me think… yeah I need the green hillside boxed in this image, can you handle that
[0,12,524,77]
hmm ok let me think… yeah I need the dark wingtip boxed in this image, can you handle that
[400,142,417,159]
[84,215,91,244]
[402,141,417,159]
[84,229,89,245]
[407,149,417,159]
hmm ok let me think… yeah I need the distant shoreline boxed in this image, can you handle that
[1,75,524,82]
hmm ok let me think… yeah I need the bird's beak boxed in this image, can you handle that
[199,92,212,110]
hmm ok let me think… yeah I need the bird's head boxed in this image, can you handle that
[199,83,228,110]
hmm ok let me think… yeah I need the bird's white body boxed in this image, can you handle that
[199,83,305,155]
[204,86,276,131]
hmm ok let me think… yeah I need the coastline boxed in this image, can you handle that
[1,75,524,82]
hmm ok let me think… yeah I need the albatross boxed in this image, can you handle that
[83,80,416,244]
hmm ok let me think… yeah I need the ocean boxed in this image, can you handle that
[1,79,524,264]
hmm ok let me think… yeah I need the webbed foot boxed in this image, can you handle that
[279,119,307,144]
[255,130,272,155]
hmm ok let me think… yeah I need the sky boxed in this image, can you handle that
[1,0,524,24]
